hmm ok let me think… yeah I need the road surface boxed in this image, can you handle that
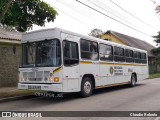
[1,78,160,120]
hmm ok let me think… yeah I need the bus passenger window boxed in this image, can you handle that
[141,53,147,64]
[125,49,133,63]
[81,40,89,52]
[99,44,113,61]
[134,51,141,63]
[114,46,125,62]
[80,39,98,60]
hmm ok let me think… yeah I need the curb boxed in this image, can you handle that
[0,95,37,103]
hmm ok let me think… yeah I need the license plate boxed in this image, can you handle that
[28,85,41,90]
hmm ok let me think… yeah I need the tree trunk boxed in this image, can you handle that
[0,0,13,23]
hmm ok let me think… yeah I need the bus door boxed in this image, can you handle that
[62,38,80,91]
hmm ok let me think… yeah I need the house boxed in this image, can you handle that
[99,30,156,73]
[0,28,22,87]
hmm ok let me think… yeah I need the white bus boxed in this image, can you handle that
[18,28,148,97]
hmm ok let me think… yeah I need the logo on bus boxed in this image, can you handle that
[110,67,114,74]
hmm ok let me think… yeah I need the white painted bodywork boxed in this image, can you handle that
[18,28,149,92]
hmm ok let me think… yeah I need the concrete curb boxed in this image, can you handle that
[0,95,37,103]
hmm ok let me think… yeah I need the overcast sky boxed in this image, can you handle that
[32,0,160,46]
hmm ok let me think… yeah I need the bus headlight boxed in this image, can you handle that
[49,73,53,81]
[49,77,53,81]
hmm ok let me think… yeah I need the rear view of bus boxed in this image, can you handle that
[18,28,63,93]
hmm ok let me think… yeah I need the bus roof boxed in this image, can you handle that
[22,27,147,53]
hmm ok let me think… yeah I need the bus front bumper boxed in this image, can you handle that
[18,83,62,92]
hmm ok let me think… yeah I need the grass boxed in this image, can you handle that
[0,90,41,99]
[149,72,160,79]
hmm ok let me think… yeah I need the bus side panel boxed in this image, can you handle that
[114,65,126,84]
[99,64,114,86]
[62,65,80,92]
[80,62,99,86]
[125,66,134,82]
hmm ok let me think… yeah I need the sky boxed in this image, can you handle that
[32,0,160,46]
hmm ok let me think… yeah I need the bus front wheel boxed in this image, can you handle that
[130,74,136,87]
[81,77,93,97]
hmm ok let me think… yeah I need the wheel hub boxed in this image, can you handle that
[84,81,91,94]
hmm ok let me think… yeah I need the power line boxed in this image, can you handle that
[93,0,127,19]
[87,0,139,29]
[56,0,92,19]
[53,6,92,28]
[76,0,151,37]
[150,0,157,5]
[109,0,158,31]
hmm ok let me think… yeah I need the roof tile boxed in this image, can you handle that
[0,28,22,40]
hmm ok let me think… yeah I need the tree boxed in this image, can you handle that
[89,28,104,38]
[0,0,58,32]
[0,0,13,23]
[153,31,160,46]
[155,5,160,15]
[150,5,160,66]
[151,31,160,65]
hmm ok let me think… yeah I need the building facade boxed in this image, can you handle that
[0,29,22,87]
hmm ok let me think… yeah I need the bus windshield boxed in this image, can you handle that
[22,39,61,67]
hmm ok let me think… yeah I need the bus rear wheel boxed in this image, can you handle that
[130,74,136,87]
[81,77,93,97]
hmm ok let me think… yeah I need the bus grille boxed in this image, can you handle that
[22,71,50,82]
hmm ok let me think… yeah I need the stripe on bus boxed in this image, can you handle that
[53,67,62,74]
[96,82,129,89]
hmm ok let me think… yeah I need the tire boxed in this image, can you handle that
[130,74,136,87]
[81,77,93,97]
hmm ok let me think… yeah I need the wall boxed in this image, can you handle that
[0,43,21,87]
[100,34,127,45]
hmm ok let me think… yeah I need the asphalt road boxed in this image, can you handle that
[1,78,160,120]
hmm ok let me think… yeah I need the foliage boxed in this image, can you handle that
[151,5,160,66]
[89,28,104,38]
[153,31,160,46]
[0,0,58,32]
[151,47,160,56]
[155,5,160,15]
[149,72,160,79]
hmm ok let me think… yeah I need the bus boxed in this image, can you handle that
[18,28,148,97]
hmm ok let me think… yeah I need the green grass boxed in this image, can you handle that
[0,90,41,99]
[149,72,160,79]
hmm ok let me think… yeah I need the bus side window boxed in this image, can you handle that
[114,46,125,62]
[99,44,113,61]
[80,39,98,60]
[125,49,133,63]
[63,40,79,66]
[134,51,141,63]
[141,53,147,64]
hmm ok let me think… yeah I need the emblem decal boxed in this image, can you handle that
[110,66,113,74]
